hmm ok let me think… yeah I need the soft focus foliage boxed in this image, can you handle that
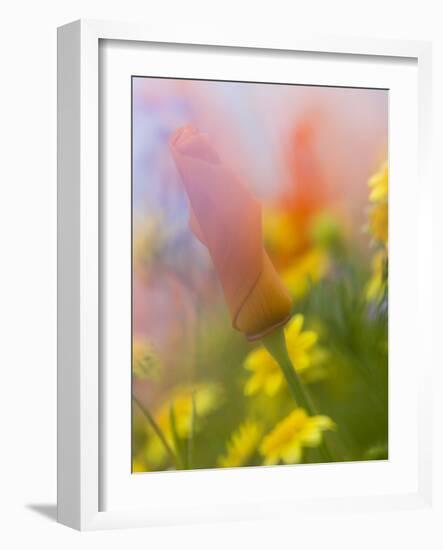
[131,78,388,472]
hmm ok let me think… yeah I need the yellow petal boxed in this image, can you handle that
[264,372,283,396]
[299,425,322,447]
[296,331,318,350]
[285,314,304,339]
[244,347,273,372]
[244,374,263,396]
[281,441,303,464]
[288,349,311,370]
[312,415,336,431]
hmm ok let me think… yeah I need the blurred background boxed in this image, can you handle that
[131,77,388,472]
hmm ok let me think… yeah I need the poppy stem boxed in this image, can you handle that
[262,327,334,463]
[262,328,316,413]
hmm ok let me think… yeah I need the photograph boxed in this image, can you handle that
[0,0,437,542]
[131,76,389,472]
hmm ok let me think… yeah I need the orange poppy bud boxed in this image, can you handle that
[170,125,292,341]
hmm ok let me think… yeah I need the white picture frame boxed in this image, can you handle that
[57,19,433,531]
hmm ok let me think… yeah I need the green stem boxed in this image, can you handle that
[133,396,178,469]
[262,327,334,463]
[262,329,316,414]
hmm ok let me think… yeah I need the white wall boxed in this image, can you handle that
[0,1,441,548]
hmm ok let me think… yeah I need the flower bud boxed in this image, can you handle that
[170,125,292,340]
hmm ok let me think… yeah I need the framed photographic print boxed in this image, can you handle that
[57,19,433,530]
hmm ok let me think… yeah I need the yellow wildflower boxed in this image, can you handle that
[260,409,335,465]
[366,162,388,301]
[244,314,320,396]
[365,249,387,303]
[146,383,222,464]
[368,162,388,203]
[369,201,388,245]
[282,248,329,300]
[217,420,262,468]
[132,339,161,380]
[244,347,283,396]
[367,162,388,245]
